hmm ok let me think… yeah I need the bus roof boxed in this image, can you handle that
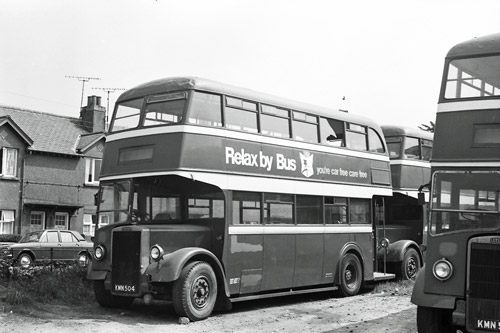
[381,125,433,141]
[117,77,381,129]
[447,33,500,58]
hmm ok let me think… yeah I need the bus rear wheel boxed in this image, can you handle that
[339,253,362,297]
[172,261,217,321]
[416,306,455,333]
[94,280,135,308]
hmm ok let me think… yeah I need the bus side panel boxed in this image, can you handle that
[226,234,264,295]
[261,234,295,291]
[323,233,350,284]
[293,234,324,287]
[353,232,374,280]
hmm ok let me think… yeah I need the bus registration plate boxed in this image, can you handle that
[113,284,136,293]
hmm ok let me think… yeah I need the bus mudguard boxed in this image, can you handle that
[383,239,421,263]
[410,265,455,309]
[86,261,107,280]
[336,242,365,283]
[145,247,230,297]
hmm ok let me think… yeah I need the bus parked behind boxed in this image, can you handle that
[381,125,433,280]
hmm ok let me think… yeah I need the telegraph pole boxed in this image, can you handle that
[92,87,126,128]
[65,76,101,109]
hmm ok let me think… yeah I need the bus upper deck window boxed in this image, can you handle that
[224,96,258,133]
[345,123,368,151]
[143,92,187,127]
[404,137,421,159]
[188,92,222,127]
[320,117,345,147]
[368,128,385,154]
[292,111,319,143]
[445,56,500,99]
[111,98,143,132]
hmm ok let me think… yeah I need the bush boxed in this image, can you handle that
[0,263,94,307]
[0,234,21,243]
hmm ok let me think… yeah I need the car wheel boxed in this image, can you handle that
[172,261,217,321]
[77,253,90,267]
[18,253,33,268]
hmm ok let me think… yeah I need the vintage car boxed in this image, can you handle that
[0,229,93,268]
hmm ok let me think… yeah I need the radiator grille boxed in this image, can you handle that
[111,231,141,296]
[468,241,500,332]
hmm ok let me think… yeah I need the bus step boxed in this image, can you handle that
[373,272,395,281]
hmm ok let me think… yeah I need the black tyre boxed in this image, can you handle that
[172,261,217,321]
[94,280,135,308]
[18,253,33,268]
[400,248,421,280]
[416,306,455,333]
[339,253,362,297]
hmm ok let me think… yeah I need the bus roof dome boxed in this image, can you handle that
[447,33,500,58]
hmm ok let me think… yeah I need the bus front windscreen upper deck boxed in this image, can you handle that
[430,171,500,234]
[444,55,500,99]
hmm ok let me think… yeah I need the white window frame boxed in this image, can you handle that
[30,211,45,232]
[1,147,18,178]
[0,210,15,234]
[85,158,102,185]
[55,212,69,230]
[83,214,96,236]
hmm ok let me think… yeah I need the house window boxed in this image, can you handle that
[55,212,68,230]
[85,158,102,185]
[0,210,14,234]
[0,147,18,177]
[83,214,96,236]
[30,211,45,232]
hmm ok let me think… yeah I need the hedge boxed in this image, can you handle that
[0,234,21,243]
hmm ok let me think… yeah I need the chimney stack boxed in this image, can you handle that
[80,95,106,133]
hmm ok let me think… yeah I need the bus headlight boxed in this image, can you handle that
[433,258,453,281]
[94,245,106,261]
[150,244,164,262]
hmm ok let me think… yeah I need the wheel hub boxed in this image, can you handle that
[192,276,210,308]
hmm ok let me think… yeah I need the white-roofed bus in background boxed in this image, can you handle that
[86,77,395,321]
[381,125,433,280]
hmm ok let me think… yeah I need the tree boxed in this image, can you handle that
[418,121,435,133]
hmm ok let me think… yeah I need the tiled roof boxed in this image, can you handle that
[0,105,94,156]
[76,132,106,153]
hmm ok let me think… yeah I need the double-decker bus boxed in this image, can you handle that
[87,77,395,321]
[381,125,433,280]
[411,33,500,332]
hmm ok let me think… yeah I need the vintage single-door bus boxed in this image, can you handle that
[87,77,395,321]
[411,33,500,332]
[381,125,433,280]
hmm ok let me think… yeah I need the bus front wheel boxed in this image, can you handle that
[172,261,218,321]
[339,253,362,297]
[416,305,455,333]
[400,248,421,280]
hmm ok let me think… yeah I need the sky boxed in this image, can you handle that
[1,0,500,129]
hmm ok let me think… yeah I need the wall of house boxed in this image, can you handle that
[0,124,28,234]
[20,152,101,235]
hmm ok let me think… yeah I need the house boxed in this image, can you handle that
[0,96,106,237]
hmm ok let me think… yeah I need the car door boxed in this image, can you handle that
[59,231,80,261]
[42,230,61,262]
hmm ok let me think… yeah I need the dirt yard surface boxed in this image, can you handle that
[0,289,417,333]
